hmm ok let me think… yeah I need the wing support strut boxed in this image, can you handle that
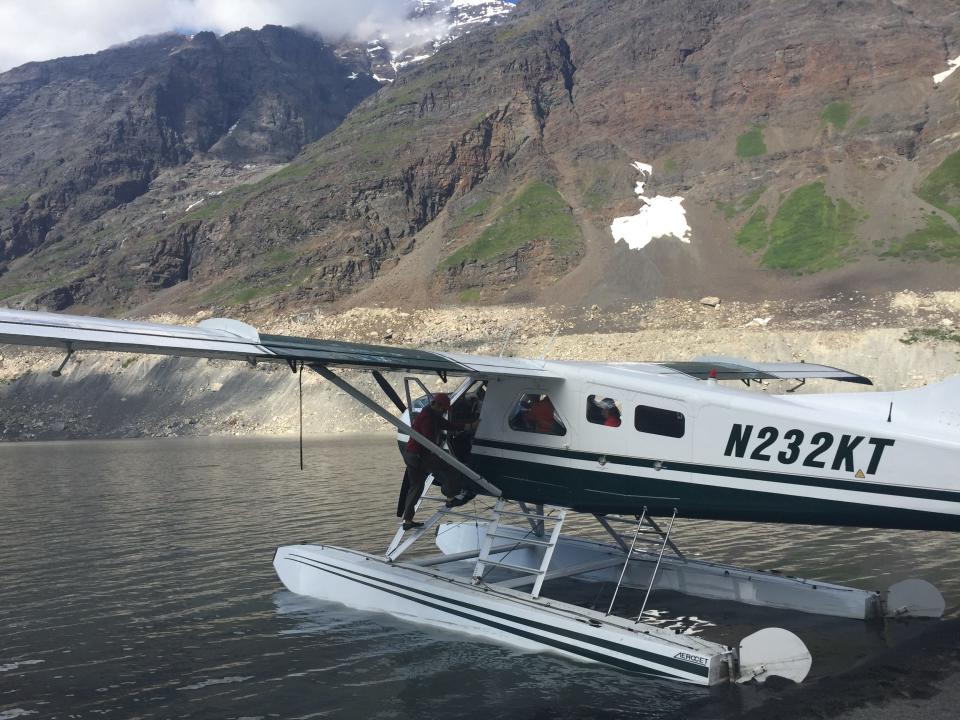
[310,365,501,497]
[51,343,74,378]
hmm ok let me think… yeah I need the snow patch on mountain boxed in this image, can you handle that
[610,162,691,251]
[934,54,960,85]
[340,0,514,83]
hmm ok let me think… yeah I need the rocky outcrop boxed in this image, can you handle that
[0,27,379,269]
[442,237,583,295]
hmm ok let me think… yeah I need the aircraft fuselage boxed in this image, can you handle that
[454,365,960,531]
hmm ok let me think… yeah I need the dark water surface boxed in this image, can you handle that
[2,436,960,720]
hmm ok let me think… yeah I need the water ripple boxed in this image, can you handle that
[1,435,957,719]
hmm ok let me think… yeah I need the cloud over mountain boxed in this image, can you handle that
[0,0,436,72]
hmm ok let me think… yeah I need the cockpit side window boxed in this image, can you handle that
[586,395,622,428]
[508,394,567,436]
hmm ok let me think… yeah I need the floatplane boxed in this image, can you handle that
[1,308,956,686]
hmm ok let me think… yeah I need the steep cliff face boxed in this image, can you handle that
[3,0,960,315]
[0,27,379,285]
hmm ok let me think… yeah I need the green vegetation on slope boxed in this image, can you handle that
[202,266,313,307]
[459,197,493,222]
[442,181,579,267]
[883,214,960,261]
[918,150,960,223]
[0,191,28,210]
[717,186,766,219]
[735,206,770,252]
[447,195,495,233]
[734,182,860,272]
[900,327,960,345]
[581,167,615,212]
[763,182,859,272]
[821,102,851,131]
[736,126,767,158]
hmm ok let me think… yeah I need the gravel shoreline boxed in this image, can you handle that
[2,291,959,441]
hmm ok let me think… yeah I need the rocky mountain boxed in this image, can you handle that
[2,0,960,316]
[338,0,515,83]
[0,26,380,305]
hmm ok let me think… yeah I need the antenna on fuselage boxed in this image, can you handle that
[887,401,893,423]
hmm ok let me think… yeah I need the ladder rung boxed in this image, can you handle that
[614,528,666,537]
[600,515,648,524]
[620,534,669,545]
[437,509,491,521]
[479,558,544,574]
[484,532,554,547]
[494,508,563,521]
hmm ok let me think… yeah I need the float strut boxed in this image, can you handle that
[606,507,647,616]
[636,508,678,623]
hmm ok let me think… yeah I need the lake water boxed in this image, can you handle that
[2,436,960,719]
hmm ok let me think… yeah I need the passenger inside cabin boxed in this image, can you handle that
[528,396,557,433]
[600,398,621,427]
[509,394,566,436]
[587,395,622,428]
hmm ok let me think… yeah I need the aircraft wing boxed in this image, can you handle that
[0,309,560,378]
[661,356,873,385]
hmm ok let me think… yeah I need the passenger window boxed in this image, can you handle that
[635,405,685,438]
[586,395,622,428]
[509,394,567,436]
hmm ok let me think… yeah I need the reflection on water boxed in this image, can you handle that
[1,436,958,719]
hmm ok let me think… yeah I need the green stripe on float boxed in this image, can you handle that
[286,553,711,678]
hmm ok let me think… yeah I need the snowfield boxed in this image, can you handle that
[610,161,691,251]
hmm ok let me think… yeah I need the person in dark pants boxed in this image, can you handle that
[399,393,475,530]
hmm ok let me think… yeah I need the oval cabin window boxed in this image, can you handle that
[634,404,685,438]
[508,394,567,436]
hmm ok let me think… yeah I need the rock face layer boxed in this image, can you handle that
[2,0,960,314]
[0,27,379,288]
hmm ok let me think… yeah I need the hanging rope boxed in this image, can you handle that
[299,361,304,471]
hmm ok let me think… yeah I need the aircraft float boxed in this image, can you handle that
[0,308,955,685]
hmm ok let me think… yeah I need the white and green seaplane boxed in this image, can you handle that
[1,308,956,686]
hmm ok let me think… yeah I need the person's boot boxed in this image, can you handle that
[402,519,424,531]
[445,491,475,508]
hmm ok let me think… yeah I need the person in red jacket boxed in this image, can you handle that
[399,393,475,530]
[599,398,622,427]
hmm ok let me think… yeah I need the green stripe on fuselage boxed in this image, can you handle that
[468,445,960,531]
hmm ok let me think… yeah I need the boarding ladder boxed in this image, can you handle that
[385,482,568,598]
[385,474,505,560]
[471,498,568,599]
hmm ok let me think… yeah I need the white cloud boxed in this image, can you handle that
[0,0,440,72]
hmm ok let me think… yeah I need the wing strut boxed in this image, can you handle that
[371,370,406,413]
[310,365,501,498]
